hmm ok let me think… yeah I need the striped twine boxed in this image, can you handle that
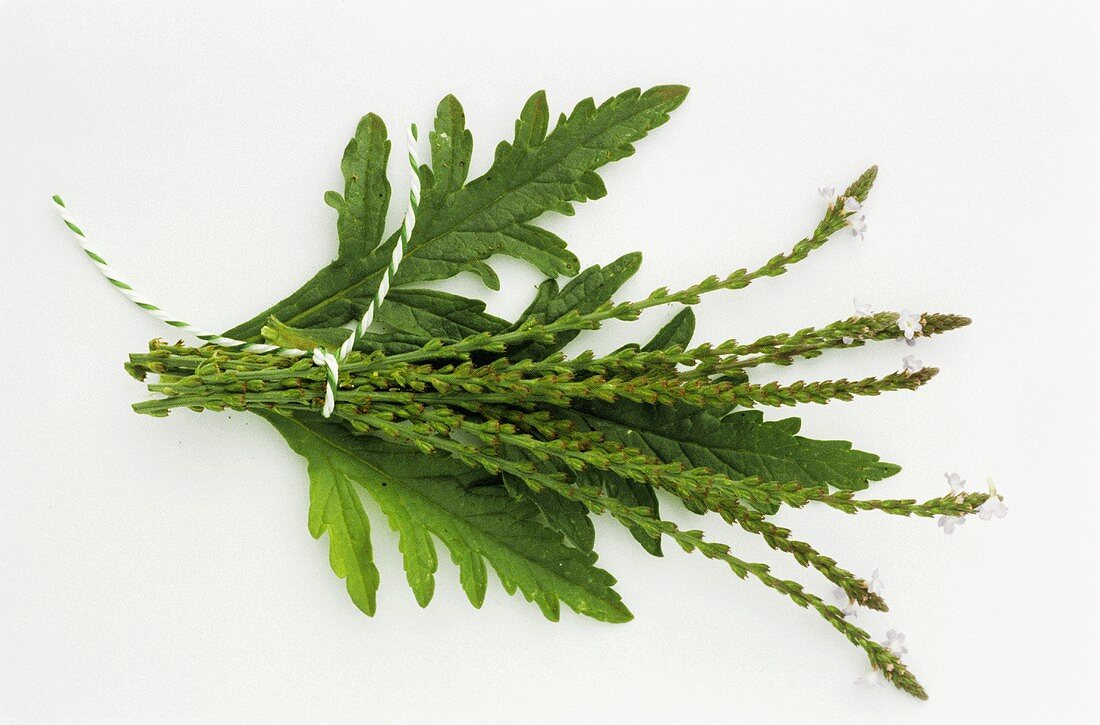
[55,123,421,418]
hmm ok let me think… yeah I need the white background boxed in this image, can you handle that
[2,1,1097,722]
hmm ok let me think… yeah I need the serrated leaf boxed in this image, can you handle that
[425,94,474,200]
[503,472,596,553]
[299,440,381,615]
[377,288,509,340]
[324,113,392,258]
[590,467,664,557]
[260,411,631,623]
[588,312,694,557]
[227,86,687,340]
[401,87,686,286]
[227,233,403,335]
[508,252,643,360]
[570,402,901,504]
[643,308,696,351]
[354,330,441,355]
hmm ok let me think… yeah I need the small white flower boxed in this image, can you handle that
[944,472,966,497]
[847,214,868,240]
[937,515,966,534]
[818,186,836,199]
[944,472,966,496]
[883,630,908,656]
[855,669,887,688]
[978,478,1008,520]
[845,298,872,343]
[832,586,859,617]
[897,310,923,341]
[867,569,885,597]
[902,355,923,374]
[841,197,867,239]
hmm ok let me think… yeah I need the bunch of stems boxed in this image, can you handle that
[126,166,985,698]
[128,307,982,703]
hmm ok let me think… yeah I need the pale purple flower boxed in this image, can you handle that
[978,478,1008,520]
[883,630,908,656]
[944,472,966,497]
[832,586,859,618]
[818,186,836,199]
[847,214,867,240]
[897,310,923,341]
[855,669,887,688]
[844,298,873,344]
[868,569,885,597]
[938,515,966,534]
[841,197,867,239]
[902,355,923,374]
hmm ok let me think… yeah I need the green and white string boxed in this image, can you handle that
[55,123,421,418]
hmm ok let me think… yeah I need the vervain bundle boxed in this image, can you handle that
[79,86,1000,699]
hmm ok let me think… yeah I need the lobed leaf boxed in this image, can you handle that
[300,441,381,615]
[260,410,631,623]
[508,252,643,360]
[569,402,901,516]
[227,86,687,340]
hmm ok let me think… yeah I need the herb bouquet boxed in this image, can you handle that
[68,85,1003,699]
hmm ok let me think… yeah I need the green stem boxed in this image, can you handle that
[348,405,928,700]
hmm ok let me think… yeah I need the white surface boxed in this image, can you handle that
[2,1,1097,722]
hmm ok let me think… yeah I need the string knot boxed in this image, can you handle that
[312,347,340,417]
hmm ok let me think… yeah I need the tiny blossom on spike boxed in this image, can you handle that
[848,214,867,240]
[868,569,885,597]
[855,669,887,688]
[903,355,923,374]
[938,515,966,534]
[978,478,1008,520]
[833,586,859,617]
[945,472,966,497]
[818,186,835,199]
[883,630,908,656]
[897,310,923,341]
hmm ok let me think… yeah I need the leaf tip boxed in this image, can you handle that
[646,84,690,110]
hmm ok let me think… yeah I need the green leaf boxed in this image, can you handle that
[377,288,509,340]
[323,113,392,258]
[425,94,474,199]
[508,252,643,360]
[227,233,403,335]
[267,286,507,355]
[643,308,696,351]
[298,435,381,616]
[260,410,632,623]
[403,87,687,287]
[355,330,441,355]
[570,402,901,506]
[586,312,695,557]
[503,472,596,553]
[226,86,688,340]
[591,468,664,557]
